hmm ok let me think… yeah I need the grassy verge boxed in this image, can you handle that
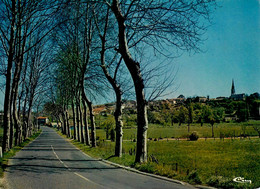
[0,130,42,177]
[57,128,259,189]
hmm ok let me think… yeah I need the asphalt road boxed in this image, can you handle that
[6,126,193,189]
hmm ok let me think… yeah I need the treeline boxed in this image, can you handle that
[148,93,260,126]
[0,1,61,152]
[0,0,216,163]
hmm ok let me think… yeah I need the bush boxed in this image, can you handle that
[187,170,202,184]
[189,132,199,141]
[206,176,224,187]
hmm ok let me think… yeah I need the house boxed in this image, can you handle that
[37,117,49,125]
[194,96,208,103]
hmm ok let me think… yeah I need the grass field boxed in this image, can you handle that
[73,137,260,188]
[73,120,260,188]
[1,120,259,188]
[96,121,260,140]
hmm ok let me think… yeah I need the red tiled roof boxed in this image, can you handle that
[37,117,48,119]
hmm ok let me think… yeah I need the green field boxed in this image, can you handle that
[74,121,260,188]
[96,121,260,140]
[73,137,260,188]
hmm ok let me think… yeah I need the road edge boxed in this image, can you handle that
[56,128,215,189]
[100,159,216,189]
[3,130,43,189]
[101,159,188,186]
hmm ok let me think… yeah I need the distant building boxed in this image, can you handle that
[93,106,107,114]
[231,79,235,96]
[230,93,246,101]
[194,96,207,103]
[216,97,227,100]
[230,79,245,100]
[37,117,49,125]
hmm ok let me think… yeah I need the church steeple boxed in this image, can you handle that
[231,79,235,96]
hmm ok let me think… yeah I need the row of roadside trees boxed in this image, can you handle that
[1,0,216,163]
[0,0,63,152]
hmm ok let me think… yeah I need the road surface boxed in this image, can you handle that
[6,126,193,189]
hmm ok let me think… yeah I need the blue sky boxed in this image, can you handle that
[0,0,259,109]
[169,0,260,98]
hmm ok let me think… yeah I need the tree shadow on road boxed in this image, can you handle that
[10,157,102,162]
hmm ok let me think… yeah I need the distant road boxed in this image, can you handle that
[6,126,193,189]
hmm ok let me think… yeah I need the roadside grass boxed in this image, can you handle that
[68,134,259,188]
[0,130,42,177]
[57,121,260,188]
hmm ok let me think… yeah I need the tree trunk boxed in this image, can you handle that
[114,92,123,157]
[17,55,29,145]
[75,100,80,141]
[62,111,67,135]
[81,91,90,146]
[72,100,76,140]
[9,104,14,149]
[9,89,14,149]
[22,91,29,140]
[13,86,22,146]
[12,0,25,147]
[79,103,84,143]
[2,0,16,153]
[27,88,36,137]
[59,115,64,133]
[111,0,148,163]
[98,9,124,156]
[85,98,96,147]
[12,57,24,146]
[27,111,32,137]
[65,109,70,138]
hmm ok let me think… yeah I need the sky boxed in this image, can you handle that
[168,0,260,99]
[0,0,259,109]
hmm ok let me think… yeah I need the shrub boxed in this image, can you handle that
[189,132,199,141]
[206,176,222,186]
[187,170,202,184]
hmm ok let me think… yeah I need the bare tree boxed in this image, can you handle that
[0,0,64,152]
[93,5,125,156]
[106,0,216,163]
[1,0,16,153]
[53,1,108,147]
